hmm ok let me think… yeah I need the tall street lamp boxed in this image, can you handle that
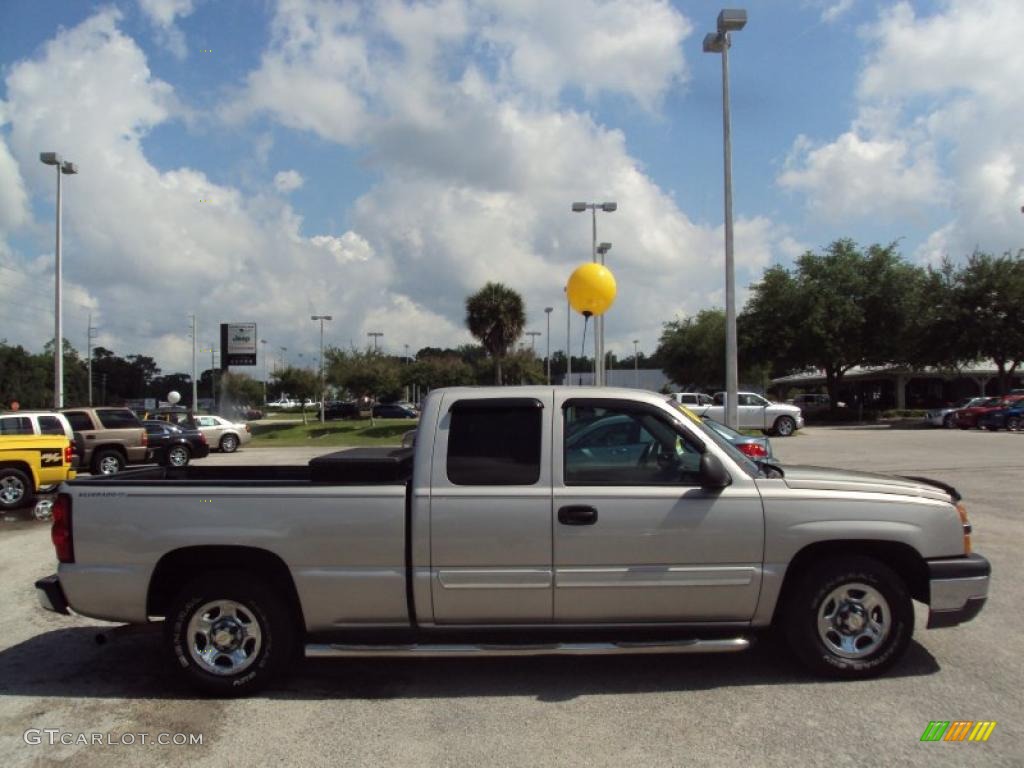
[526,331,541,353]
[703,8,747,429]
[572,201,616,386]
[544,307,553,384]
[368,332,383,351]
[260,339,269,405]
[40,152,77,408]
[311,315,332,423]
[564,287,571,384]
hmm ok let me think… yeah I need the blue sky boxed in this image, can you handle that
[1,0,1021,374]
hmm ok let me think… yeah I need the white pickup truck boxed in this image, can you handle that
[671,391,804,436]
[36,386,988,696]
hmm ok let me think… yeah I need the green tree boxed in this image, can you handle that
[273,366,321,423]
[402,355,476,392]
[325,348,403,422]
[465,282,526,385]
[741,240,925,404]
[219,372,264,410]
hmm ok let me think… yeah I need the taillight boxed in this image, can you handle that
[199,432,208,444]
[51,494,74,563]
[141,430,148,447]
[738,442,767,459]
[956,503,972,554]
[63,443,73,465]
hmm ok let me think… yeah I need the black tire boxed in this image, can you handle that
[1008,416,1021,432]
[984,425,999,432]
[166,445,191,467]
[0,467,32,511]
[943,413,955,429]
[92,449,125,475]
[773,416,796,437]
[220,434,239,453]
[783,556,913,679]
[165,571,294,697]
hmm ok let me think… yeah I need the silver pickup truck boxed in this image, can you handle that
[36,387,989,696]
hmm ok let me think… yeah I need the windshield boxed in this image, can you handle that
[664,398,761,478]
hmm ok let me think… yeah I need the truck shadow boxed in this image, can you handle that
[0,626,941,701]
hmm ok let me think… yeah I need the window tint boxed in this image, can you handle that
[97,409,141,429]
[38,416,66,435]
[63,411,93,431]
[447,402,542,485]
[0,416,33,435]
[197,417,216,427]
[565,403,703,486]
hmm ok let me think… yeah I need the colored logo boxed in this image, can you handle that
[920,721,996,742]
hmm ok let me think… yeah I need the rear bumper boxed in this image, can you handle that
[35,574,70,615]
[927,554,990,629]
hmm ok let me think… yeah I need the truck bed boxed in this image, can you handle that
[67,447,415,486]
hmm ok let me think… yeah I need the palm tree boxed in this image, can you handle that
[465,282,526,385]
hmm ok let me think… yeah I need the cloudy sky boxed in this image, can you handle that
[1,0,1022,376]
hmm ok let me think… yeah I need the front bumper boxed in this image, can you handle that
[927,554,990,629]
[35,574,70,615]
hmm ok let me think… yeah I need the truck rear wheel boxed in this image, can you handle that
[0,467,32,510]
[783,556,913,679]
[92,449,124,475]
[165,571,294,696]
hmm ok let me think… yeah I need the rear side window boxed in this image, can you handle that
[447,401,542,485]
[38,416,66,435]
[63,411,93,431]
[0,416,33,435]
[97,409,141,429]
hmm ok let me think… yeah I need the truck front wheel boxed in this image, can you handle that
[165,571,294,696]
[772,416,796,437]
[783,556,913,679]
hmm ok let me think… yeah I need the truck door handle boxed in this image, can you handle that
[558,505,598,525]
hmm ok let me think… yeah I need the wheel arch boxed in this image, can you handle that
[148,545,306,633]
[771,539,929,625]
[0,460,38,488]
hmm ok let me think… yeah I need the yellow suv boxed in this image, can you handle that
[0,435,76,511]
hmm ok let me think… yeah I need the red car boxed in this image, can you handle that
[954,395,1024,429]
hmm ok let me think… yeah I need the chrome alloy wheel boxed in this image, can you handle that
[187,600,263,676]
[817,582,891,659]
[167,446,189,467]
[0,476,26,505]
[98,455,121,474]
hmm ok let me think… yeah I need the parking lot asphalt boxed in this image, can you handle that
[0,426,1020,767]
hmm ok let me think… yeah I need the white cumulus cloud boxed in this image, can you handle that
[273,170,304,193]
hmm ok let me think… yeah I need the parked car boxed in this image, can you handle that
[60,407,149,475]
[40,385,988,695]
[789,393,842,416]
[372,403,418,419]
[669,392,715,407]
[0,410,81,473]
[976,401,1024,432]
[267,397,298,409]
[700,416,774,460]
[324,401,362,420]
[144,405,196,426]
[953,395,1024,429]
[686,391,804,436]
[925,397,989,428]
[142,421,210,467]
[192,415,251,453]
[0,434,76,510]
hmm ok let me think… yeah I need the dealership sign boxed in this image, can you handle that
[220,323,257,366]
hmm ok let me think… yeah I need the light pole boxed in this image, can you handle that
[703,8,746,429]
[260,339,268,405]
[199,346,216,407]
[544,307,553,384]
[564,287,571,384]
[633,339,640,388]
[40,152,77,408]
[571,202,616,386]
[190,314,198,410]
[368,332,383,351]
[87,315,98,405]
[526,331,541,353]
[311,315,332,423]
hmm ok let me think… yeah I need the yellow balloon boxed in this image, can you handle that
[566,262,617,317]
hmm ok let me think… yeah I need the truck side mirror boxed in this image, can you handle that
[699,452,732,489]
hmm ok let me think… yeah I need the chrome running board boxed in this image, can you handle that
[305,637,750,659]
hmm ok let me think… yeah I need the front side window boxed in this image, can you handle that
[564,402,703,486]
[446,400,542,486]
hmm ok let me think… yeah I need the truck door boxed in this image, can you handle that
[428,395,553,624]
[553,397,764,623]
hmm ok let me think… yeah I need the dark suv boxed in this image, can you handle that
[324,401,362,420]
[61,407,149,475]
